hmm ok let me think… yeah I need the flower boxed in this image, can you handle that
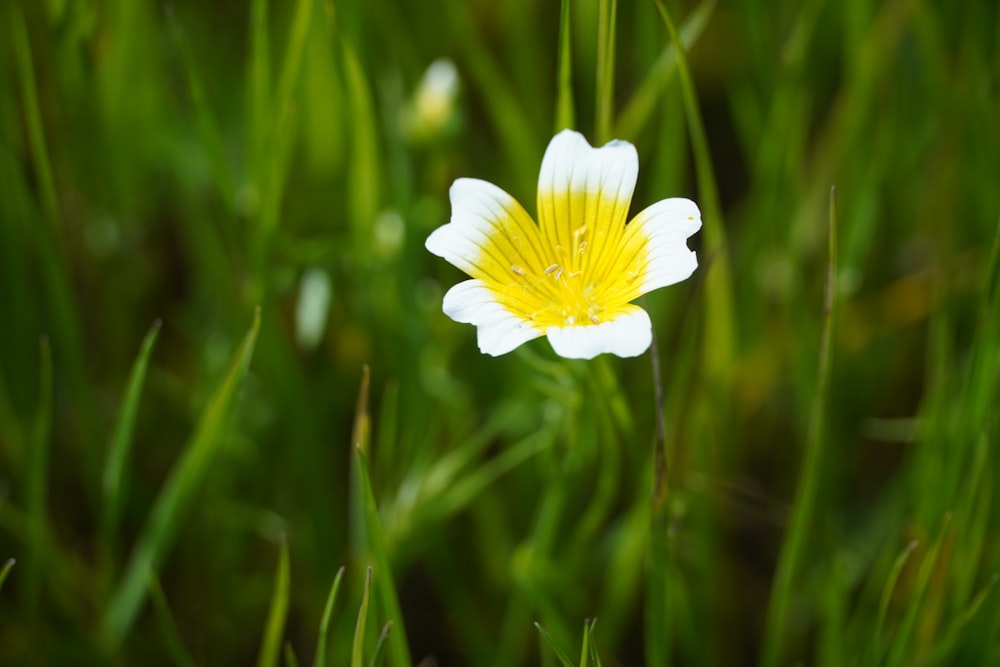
[425,129,701,359]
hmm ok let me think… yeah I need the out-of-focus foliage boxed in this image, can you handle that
[0,0,998,665]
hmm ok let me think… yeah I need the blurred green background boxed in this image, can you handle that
[1,0,998,665]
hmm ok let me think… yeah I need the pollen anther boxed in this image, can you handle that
[511,264,527,276]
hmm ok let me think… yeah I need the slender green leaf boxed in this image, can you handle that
[166,11,235,211]
[586,619,601,667]
[355,450,411,666]
[351,567,373,667]
[595,0,618,143]
[102,320,161,564]
[0,558,15,595]
[872,539,920,665]
[367,622,393,667]
[257,540,292,667]
[26,337,52,616]
[313,566,346,667]
[555,0,575,132]
[535,621,575,667]
[653,0,735,386]
[352,367,411,667]
[148,574,197,667]
[923,574,999,666]
[616,1,714,139]
[104,310,261,647]
[886,514,953,667]
[285,643,302,667]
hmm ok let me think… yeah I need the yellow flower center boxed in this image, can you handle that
[478,191,648,329]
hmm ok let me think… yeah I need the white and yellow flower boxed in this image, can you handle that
[426,129,701,359]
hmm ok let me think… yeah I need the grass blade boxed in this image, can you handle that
[313,566,346,667]
[102,320,161,566]
[872,539,920,665]
[534,621,575,667]
[285,643,302,667]
[0,558,15,596]
[166,10,235,212]
[104,309,261,647]
[616,1,714,139]
[586,619,601,667]
[760,186,838,667]
[26,337,52,617]
[355,453,411,667]
[555,0,575,131]
[367,622,393,667]
[257,540,292,667]
[351,567,373,667]
[653,0,735,385]
[886,514,953,667]
[352,367,411,667]
[595,0,618,143]
[148,574,197,667]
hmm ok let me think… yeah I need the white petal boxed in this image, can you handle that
[545,306,652,359]
[536,130,638,259]
[442,279,543,356]
[538,129,638,200]
[627,197,701,293]
[425,178,540,279]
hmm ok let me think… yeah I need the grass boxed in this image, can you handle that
[1,0,998,665]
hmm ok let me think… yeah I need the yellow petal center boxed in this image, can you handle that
[476,191,647,328]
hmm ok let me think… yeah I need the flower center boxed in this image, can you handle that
[505,259,604,328]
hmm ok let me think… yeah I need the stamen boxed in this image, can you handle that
[511,264,527,277]
[544,263,560,275]
[573,225,588,238]
[589,314,600,325]
[578,241,588,255]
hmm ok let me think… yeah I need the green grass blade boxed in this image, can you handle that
[351,567,373,667]
[26,337,52,617]
[148,574,197,667]
[247,0,271,179]
[0,558,15,596]
[166,11,235,212]
[367,622,393,667]
[586,619,601,667]
[12,8,59,235]
[102,320,161,565]
[595,0,618,143]
[355,451,411,667]
[653,0,735,385]
[872,539,920,665]
[342,38,381,244]
[578,618,593,667]
[886,514,953,667]
[103,309,261,647]
[535,621,575,667]
[760,187,838,667]
[352,367,411,667]
[285,643,302,667]
[257,540,292,667]
[256,0,312,259]
[555,0,575,131]
[923,574,998,666]
[313,566,346,667]
[616,1,714,139]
